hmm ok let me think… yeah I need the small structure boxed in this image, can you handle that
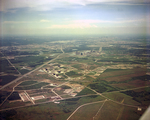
[31,95,45,100]
[70,93,77,97]
[64,89,73,94]
[138,107,142,111]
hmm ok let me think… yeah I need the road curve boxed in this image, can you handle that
[66,100,106,120]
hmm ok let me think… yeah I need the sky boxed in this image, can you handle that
[0,0,150,36]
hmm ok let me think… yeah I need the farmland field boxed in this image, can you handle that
[15,82,49,90]
[69,102,104,120]
[94,101,144,120]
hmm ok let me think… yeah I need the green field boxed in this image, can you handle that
[0,59,19,74]
[15,82,49,90]
[102,92,140,106]
[88,82,118,93]
[72,64,84,70]
[0,91,11,104]
[0,75,18,86]
[10,56,52,68]
[0,95,105,120]
[70,102,104,120]
[66,71,83,78]
[77,87,96,96]
[94,101,144,120]
[18,81,38,86]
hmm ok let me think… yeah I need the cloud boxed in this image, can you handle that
[40,19,50,22]
[73,18,146,24]
[47,23,97,29]
[3,20,51,24]
[0,0,149,12]
[3,21,32,24]
[46,18,146,29]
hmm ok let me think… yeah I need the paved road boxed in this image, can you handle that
[51,88,63,99]
[0,94,97,112]
[86,86,147,109]
[0,53,62,90]
[0,82,21,107]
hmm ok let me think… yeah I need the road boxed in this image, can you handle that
[1,52,22,75]
[0,94,98,112]
[93,99,107,120]
[61,45,65,53]
[86,86,146,109]
[0,53,63,90]
[51,88,63,99]
[0,81,22,107]
[67,100,106,120]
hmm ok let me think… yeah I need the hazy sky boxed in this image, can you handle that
[0,0,150,36]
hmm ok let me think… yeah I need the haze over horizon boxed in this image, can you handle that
[0,0,150,36]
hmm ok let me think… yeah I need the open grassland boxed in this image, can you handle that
[77,87,96,96]
[0,75,18,86]
[102,92,140,106]
[98,68,147,82]
[83,75,95,81]
[111,80,150,89]
[0,95,105,120]
[0,102,70,120]
[94,101,144,120]
[0,59,19,74]
[18,81,38,86]
[66,71,83,78]
[72,64,84,70]
[121,87,150,106]
[0,100,27,109]
[88,82,119,93]
[0,91,11,104]
[15,82,49,90]
[10,55,52,68]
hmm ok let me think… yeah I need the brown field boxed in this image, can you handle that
[99,68,147,82]
[131,87,150,92]
[104,72,146,82]
[111,83,136,89]
[102,92,140,106]
[128,80,150,87]
[69,102,104,120]
[111,80,150,89]
[94,101,145,120]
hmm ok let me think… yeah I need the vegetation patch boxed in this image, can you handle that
[72,64,84,70]
[83,75,95,81]
[8,92,20,101]
[70,102,104,120]
[0,59,19,74]
[88,82,118,93]
[94,101,142,120]
[61,85,71,89]
[10,56,52,68]
[19,69,30,74]
[104,69,125,72]
[121,90,150,105]
[15,82,49,90]
[18,81,38,86]
[66,71,83,77]
[77,88,96,96]
[0,91,11,104]
[0,75,18,86]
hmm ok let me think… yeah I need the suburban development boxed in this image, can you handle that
[0,35,150,120]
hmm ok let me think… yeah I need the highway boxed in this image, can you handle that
[0,53,63,90]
